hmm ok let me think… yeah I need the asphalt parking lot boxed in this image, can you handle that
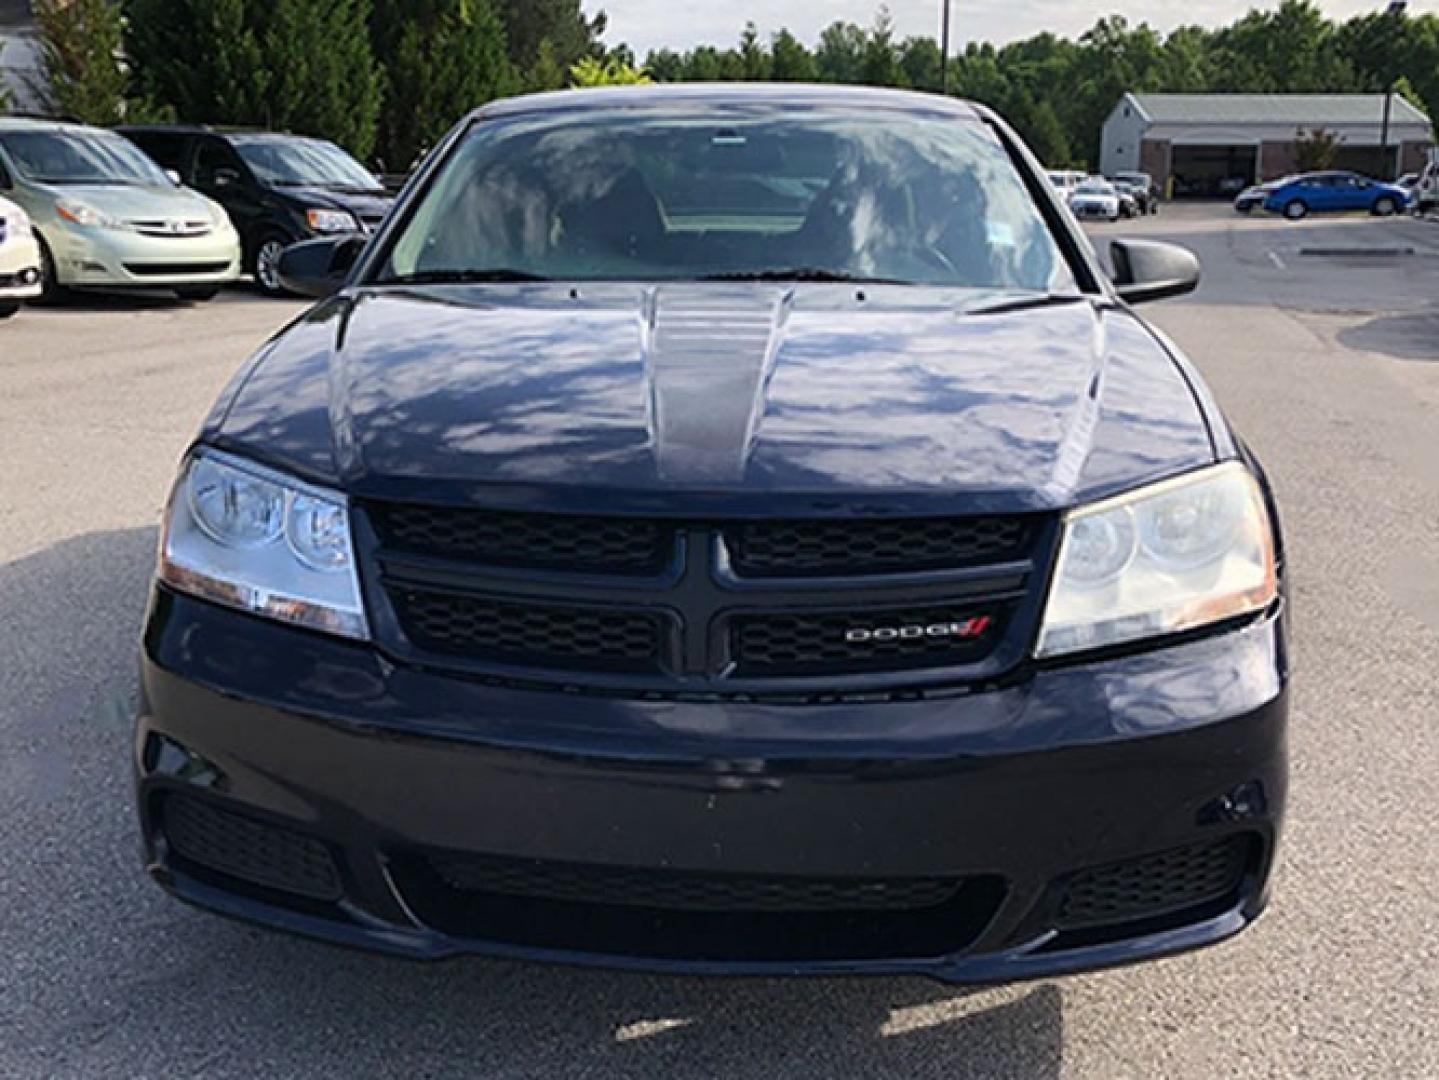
[2,203,1437,1078]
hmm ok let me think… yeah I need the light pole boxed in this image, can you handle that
[940,1,951,95]
[1377,0,1407,180]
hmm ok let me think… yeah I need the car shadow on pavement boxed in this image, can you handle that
[0,526,1063,1080]
[1336,311,1439,361]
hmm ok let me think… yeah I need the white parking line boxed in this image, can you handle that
[1267,250,1287,270]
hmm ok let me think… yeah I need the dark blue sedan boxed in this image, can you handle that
[135,84,1287,983]
[1263,171,1410,219]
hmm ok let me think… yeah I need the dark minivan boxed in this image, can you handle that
[137,85,1287,983]
[119,126,393,295]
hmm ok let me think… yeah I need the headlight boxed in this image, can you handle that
[1035,462,1277,658]
[306,208,358,234]
[158,449,368,639]
[56,199,132,231]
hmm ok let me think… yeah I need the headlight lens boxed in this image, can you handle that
[159,449,368,639]
[1035,462,1277,658]
[56,199,132,231]
[306,208,358,234]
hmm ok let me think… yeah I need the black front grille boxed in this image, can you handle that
[392,851,1006,962]
[369,503,669,574]
[1056,836,1251,931]
[123,261,231,277]
[732,603,1006,676]
[430,851,960,913]
[161,794,341,902]
[729,516,1031,577]
[392,587,664,672]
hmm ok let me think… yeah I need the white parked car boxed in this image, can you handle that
[0,195,42,319]
[1414,161,1438,214]
[1068,178,1122,222]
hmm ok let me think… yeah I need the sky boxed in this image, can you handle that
[585,1,1392,57]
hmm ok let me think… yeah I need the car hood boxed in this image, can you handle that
[207,285,1215,516]
[37,182,215,219]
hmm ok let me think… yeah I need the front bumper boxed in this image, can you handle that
[137,589,1288,982]
[45,222,240,288]
[0,231,42,299]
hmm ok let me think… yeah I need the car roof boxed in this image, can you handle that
[0,116,111,135]
[472,83,985,123]
[117,124,301,139]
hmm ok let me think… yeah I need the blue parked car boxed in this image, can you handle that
[1263,171,1410,220]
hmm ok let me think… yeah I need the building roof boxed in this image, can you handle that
[1130,93,1430,127]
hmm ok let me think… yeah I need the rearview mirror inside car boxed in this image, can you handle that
[277,236,365,299]
[214,168,241,189]
[1110,239,1200,305]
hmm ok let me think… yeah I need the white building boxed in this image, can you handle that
[1100,92,1434,196]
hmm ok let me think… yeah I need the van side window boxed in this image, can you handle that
[194,139,245,191]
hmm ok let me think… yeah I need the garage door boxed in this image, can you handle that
[1172,145,1257,198]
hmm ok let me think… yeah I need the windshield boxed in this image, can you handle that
[378,108,1075,291]
[0,130,171,186]
[233,137,380,190]
[1075,181,1113,195]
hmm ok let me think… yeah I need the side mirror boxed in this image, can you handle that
[1110,238,1200,305]
[214,168,240,189]
[277,235,365,298]
[165,169,183,187]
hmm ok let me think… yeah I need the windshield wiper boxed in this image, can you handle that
[699,268,905,284]
[376,268,553,284]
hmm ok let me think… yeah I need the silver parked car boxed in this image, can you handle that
[0,118,240,301]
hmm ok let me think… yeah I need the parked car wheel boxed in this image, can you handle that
[1282,200,1308,220]
[175,286,220,303]
[0,301,18,320]
[33,233,70,304]
[1372,196,1397,217]
[252,235,291,297]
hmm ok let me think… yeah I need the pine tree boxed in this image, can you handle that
[769,31,816,82]
[31,0,131,124]
[370,0,515,170]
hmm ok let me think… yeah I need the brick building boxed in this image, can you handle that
[1100,93,1434,196]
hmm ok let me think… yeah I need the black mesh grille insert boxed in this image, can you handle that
[729,517,1031,576]
[392,852,1007,962]
[430,852,960,913]
[1056,836,1251,931]
[161,794,341,902]
[732,604,1005,676]
[392,587,664,671]
[369,504,668,574]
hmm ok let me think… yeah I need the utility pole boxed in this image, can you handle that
[1378,1,1407,180]
[940,1,951,95]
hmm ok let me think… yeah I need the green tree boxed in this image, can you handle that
[127,0,382,156]
[1294,126,1340,171]
[899,36,942,92]
[858,8,906,88]
[30,0,131,124]
[568,56,651,87]
[738,23,771,81]
[528,38,568,91]
[643,48,685,83]
[769,30,816,82]
[493,0,603,72]
[370,0,515,170]
[814,21,866,84]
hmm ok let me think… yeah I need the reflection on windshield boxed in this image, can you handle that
[234,138,380,190]
[379,110,1076,291]
[0,131,170,185]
